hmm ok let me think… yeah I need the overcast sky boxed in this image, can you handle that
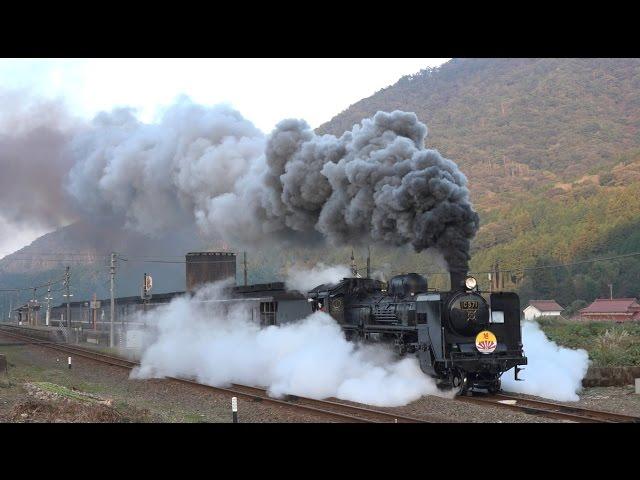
[0,58,449,258]
[0,58,449,132]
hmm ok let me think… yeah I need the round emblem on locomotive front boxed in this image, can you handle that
[330,298,344,313]
[475,330,497,354]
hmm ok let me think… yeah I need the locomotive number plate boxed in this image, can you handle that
[475,330,497,354]
[460,300,479,310]
[461,300,479,322]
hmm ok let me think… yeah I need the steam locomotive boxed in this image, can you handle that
[307,271,527,394]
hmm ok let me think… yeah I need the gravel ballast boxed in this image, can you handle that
[1,332,637,423]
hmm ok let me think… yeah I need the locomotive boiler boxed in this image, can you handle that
[307,271,527,394]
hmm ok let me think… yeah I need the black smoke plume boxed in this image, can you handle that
[274,111,479,272]
[67,100,479,273]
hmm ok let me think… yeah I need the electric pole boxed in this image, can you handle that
[31,288,36,326]
[64,266,71,340]
[243,251,248,286]
[366,245,371,279]
[110,253,116,348]
[45,286,52,326]
[351,249,357,277]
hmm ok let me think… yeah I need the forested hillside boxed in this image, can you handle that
[320,58,640,307]
[2,58,640,315]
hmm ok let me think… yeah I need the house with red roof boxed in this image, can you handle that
[579,298,640,322]
[523,300,564,321]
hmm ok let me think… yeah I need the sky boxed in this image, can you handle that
[0,58,449,258]
[0,58,449,132]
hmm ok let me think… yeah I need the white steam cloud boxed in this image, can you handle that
[285,263,351,292]
[0,90,82,232]
[131,282,448,407]
[502,321,589,402]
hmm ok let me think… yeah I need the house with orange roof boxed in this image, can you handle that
[579,298,640,322]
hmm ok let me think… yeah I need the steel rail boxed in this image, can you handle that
[457,392,640,423]
[0,326,431,423]
[223,383,438,423]
[493,393,640,423]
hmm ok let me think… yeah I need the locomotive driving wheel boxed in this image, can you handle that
[487,379,501,394]
[451,370,469,396]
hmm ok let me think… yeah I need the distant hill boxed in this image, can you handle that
[320,58,640,305]
[3,58,640,314]
[0,219,206,314]
[320,58,640,209]
[0,219,451,317]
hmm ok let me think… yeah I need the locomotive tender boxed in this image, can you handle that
[307,271,527,394]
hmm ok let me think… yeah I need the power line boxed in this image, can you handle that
[370,250,640,278]
[117,256,235,264]
[0,275,66,292]
[0,259,108,264]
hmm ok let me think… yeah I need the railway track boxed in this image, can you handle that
[0,326,433,423]
[5,326,637,423]
[458,392,640,423]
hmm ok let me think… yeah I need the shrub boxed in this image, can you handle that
[537,320,640,366]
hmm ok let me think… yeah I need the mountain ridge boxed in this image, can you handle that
[3,58,640,314]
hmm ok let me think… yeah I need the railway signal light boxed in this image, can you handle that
[141,273,153,301]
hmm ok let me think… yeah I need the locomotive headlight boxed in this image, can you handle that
[464,276,477,290]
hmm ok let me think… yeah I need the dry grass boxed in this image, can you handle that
[5,381,153,423]
[10,399,125,422]
[593,329,631,350]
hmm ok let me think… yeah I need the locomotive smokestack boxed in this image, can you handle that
[450,270,467,291]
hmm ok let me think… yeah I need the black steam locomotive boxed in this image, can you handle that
[307,272,527,394]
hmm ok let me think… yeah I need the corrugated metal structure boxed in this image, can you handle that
[224,282,312,326]
[185,252,237,292]
[47,291,186,345]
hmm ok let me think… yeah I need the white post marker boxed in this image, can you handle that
[232,396,238,423]
[635,378,640,395]
[68,356,72,369]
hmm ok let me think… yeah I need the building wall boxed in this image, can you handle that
[579,313,635,322]
[523,306,562,321]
